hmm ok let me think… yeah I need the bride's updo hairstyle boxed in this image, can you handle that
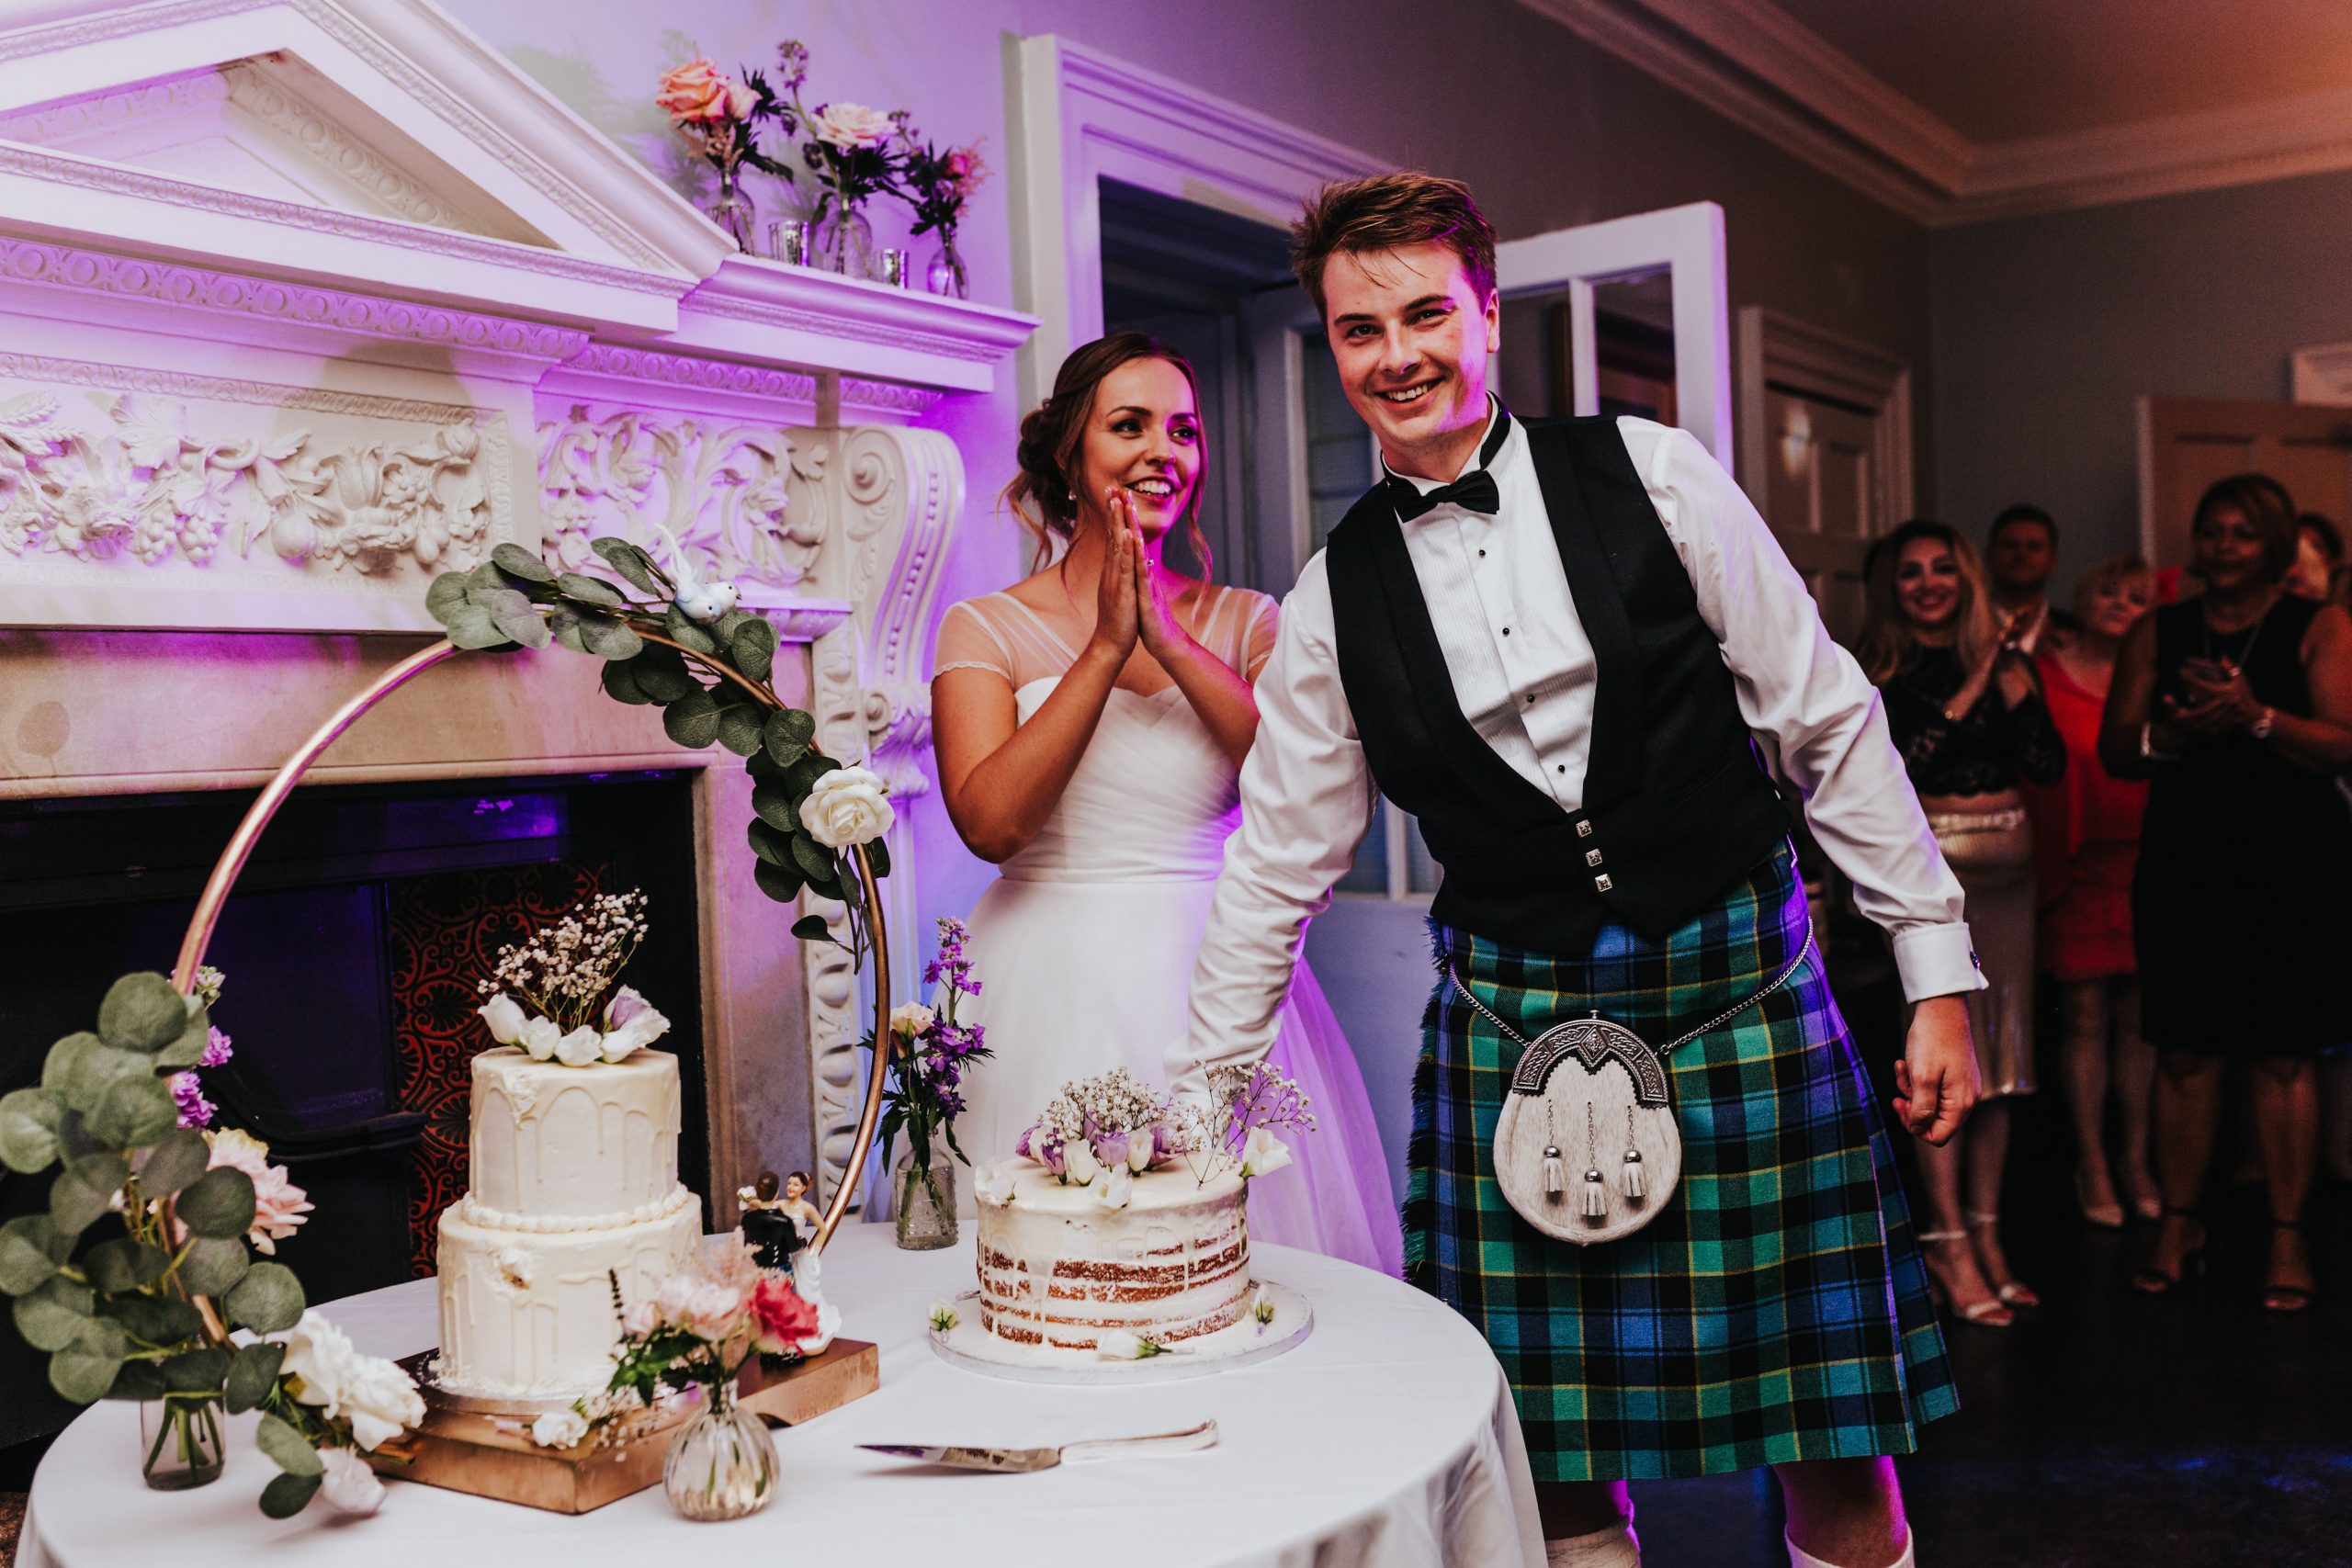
[1004,331,1213,576]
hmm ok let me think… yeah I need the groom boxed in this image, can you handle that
[1177,174,1983,1568]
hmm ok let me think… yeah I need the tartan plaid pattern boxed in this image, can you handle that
[1404,841,1960,1481]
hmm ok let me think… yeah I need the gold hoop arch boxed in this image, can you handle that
[165,635,892,1254]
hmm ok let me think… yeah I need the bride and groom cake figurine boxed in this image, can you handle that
[933,173,1986,1568]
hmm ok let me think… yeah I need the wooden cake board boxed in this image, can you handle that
[368,1340,878,1514]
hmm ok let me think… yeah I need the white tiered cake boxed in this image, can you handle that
[433,1047,699,1404]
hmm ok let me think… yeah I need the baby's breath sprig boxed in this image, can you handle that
[475,888,651,1030]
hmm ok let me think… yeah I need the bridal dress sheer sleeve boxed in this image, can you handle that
[924,586,1402,1275]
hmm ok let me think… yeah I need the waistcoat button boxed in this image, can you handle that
[1593,874,1613,893]
[1586,848,1604,867]
[1576,820,1594,839]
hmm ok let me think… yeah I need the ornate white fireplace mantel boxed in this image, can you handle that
[0,0,1035,1217]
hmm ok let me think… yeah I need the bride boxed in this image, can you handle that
[929,332,1400,1275]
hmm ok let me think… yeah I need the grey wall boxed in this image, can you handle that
[1930,167,2352,592]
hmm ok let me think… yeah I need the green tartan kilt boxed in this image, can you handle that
[1405,841,1959,1482]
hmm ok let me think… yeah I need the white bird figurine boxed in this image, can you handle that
[647,522,739,624]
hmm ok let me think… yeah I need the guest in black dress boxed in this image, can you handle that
[2101,474,2352,1312]
[1858,519,2066,1328]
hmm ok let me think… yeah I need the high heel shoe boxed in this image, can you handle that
[2122,1166,2164,1223]
[2131,1206,2206,1296]
[2262,1219,2316,1314]
[1917,1229,2015,1327]
[1967,1211,2041,1308]
[2074,1164,2127,1230]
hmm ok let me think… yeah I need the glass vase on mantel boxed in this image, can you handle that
[894,1147,957,1250]
[814,204,876,279]
[141,1394,226,1491]
[705,165,757,254]
[924,228,969,300]
[662,1379,778,1521]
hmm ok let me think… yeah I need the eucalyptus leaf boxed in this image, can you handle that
[557,571,625,608]
[424,572,470,624]
[82,1237,171,1294]
[162,1346,232,1393]
[136,1128,211,1200]
[593,536,666,594]
[0,1216,63,1295]
[789,831,838,885]
[751,781,799,832]
[790,914,833,943]
[762,708,816,768]
[257,1412,325,1476]
[468,584,534,619]
[152,1005,213,1070]
[444,604,513,651]
[62,1041,150,1115]
[100,1292,203,1349]
[0,1087,62,1174]
[783,752,833,795]
[492,543,556,582]
[548,603,586,653]
[467,561,509,592]
[15,1276,94,1351]
[577,612,645,661]
[177,1236,250,1298]
[662,691,722,750]
[225,1341,284,1414]
[747,819,792,866]
[97,973,187,1054]
[51,1152,130,1236]
[224,1261,304,1334]
[87,1073,177,1150]
[600,659,653,705]
[713,608,756,643]
[629,649,698,703]
[489,598,552,650]
[41,1032,100,1096]
[49,1316,130,1404]
[662,607,718,655]
[752,860,806,905]
[715,704,766,757]
[730,615,779,682]
[175,1165,256,1240]
[106,1359,168,1403]
[260,1471,323,1518]
[862,838,892,878]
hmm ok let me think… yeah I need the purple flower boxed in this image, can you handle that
[1019,1121,1067,1178]
[199,1026,233,1068]
[171,1072,215,1129]
[1091,1122,1136,1171]
[1150,1120,1184,1166]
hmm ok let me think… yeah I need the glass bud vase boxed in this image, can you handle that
[924,230,969,299]
[662,1379,778,1522]
[141,1394,225,1491]
[894,1148,957,1250]
[814,205,876,278]
[705,168,756,254]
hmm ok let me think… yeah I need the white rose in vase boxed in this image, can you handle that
[798,766,894,850]
[808,101,895,150]
[278,1310,356,1416]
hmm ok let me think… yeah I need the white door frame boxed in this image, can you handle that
[1734,306,1914,523]
[1001,34,1381,412]
[1496,202,1734,468]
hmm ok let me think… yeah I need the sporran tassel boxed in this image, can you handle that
[1544,1145,1565,1198]
[1582,1169,1608,1219]
[1622,1148,1647,1200]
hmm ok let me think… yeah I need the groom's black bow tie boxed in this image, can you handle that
[1386,405,1512,523]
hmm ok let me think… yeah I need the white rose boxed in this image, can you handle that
[809,101,895,149]
[623,1298,662,1336]
[654,1273,699,1322]
[1239,1127,1292,1179]
[553,1025,605,1067]
[516,1014,562,1062]
[925,1299,960,1334]
[317,1446,386,1514]
[797,766,894,849]
[974,1158,1020,1205]
[476,993,527,1044]
[278,1310,356,1415]
[1095,1329,1145,1361]
[531,1408,590,1450]
[338,1350,426,1451]
[599,987,670,1060]
[1061,1136,1099,1186]
[1093,1165,1133,1209]
[889,1001,936,1040]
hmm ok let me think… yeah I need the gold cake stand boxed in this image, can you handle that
[167,637,897,1511]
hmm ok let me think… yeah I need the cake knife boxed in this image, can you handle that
[858,1418,1217,1472]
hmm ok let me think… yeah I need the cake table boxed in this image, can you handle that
[21,1230,1543,1568]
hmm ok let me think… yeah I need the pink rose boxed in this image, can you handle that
[808,102,895,150]
[622,1299,662,1336]
[653,1272,699,1324]
[656,60,742,125]
[748,1275,821,1356]
[684,1281,747,1342]
[203,1130,312,1256]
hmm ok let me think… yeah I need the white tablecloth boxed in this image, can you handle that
[24,1231,1542,1568]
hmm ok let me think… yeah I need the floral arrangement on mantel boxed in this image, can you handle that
[653,56,797,252]
[424,537,896,972]
[983,1061,1317,1212]
[867,918,994,1247]
[0,972,424,1516]
[473,888,674,1067]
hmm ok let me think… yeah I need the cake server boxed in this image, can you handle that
[859,1418,1217,1472]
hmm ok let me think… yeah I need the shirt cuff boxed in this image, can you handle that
[1889,921,1987,1002]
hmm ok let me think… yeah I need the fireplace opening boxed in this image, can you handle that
[0,769,707,1447]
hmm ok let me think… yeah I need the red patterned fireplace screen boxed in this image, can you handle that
[389,862,608,1278]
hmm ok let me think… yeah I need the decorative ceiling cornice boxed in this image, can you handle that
[1517,0,2352,227]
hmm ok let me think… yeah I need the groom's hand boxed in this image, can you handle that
[1892,994,1979,1146]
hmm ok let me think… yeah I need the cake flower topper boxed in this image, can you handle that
[1012,1061,1314,1208]
[473,889,671,1066]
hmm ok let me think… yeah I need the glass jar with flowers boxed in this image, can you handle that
[654,57,796,253]
[868,918,992,1248]
[896,135,986,299]
[765,40,901,277]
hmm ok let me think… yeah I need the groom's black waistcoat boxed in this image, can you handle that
[1326,416,1790,957]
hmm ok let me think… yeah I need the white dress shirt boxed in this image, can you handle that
[1174,408,1981,1093]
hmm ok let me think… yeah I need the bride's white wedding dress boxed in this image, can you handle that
[930,585,1401,1276]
